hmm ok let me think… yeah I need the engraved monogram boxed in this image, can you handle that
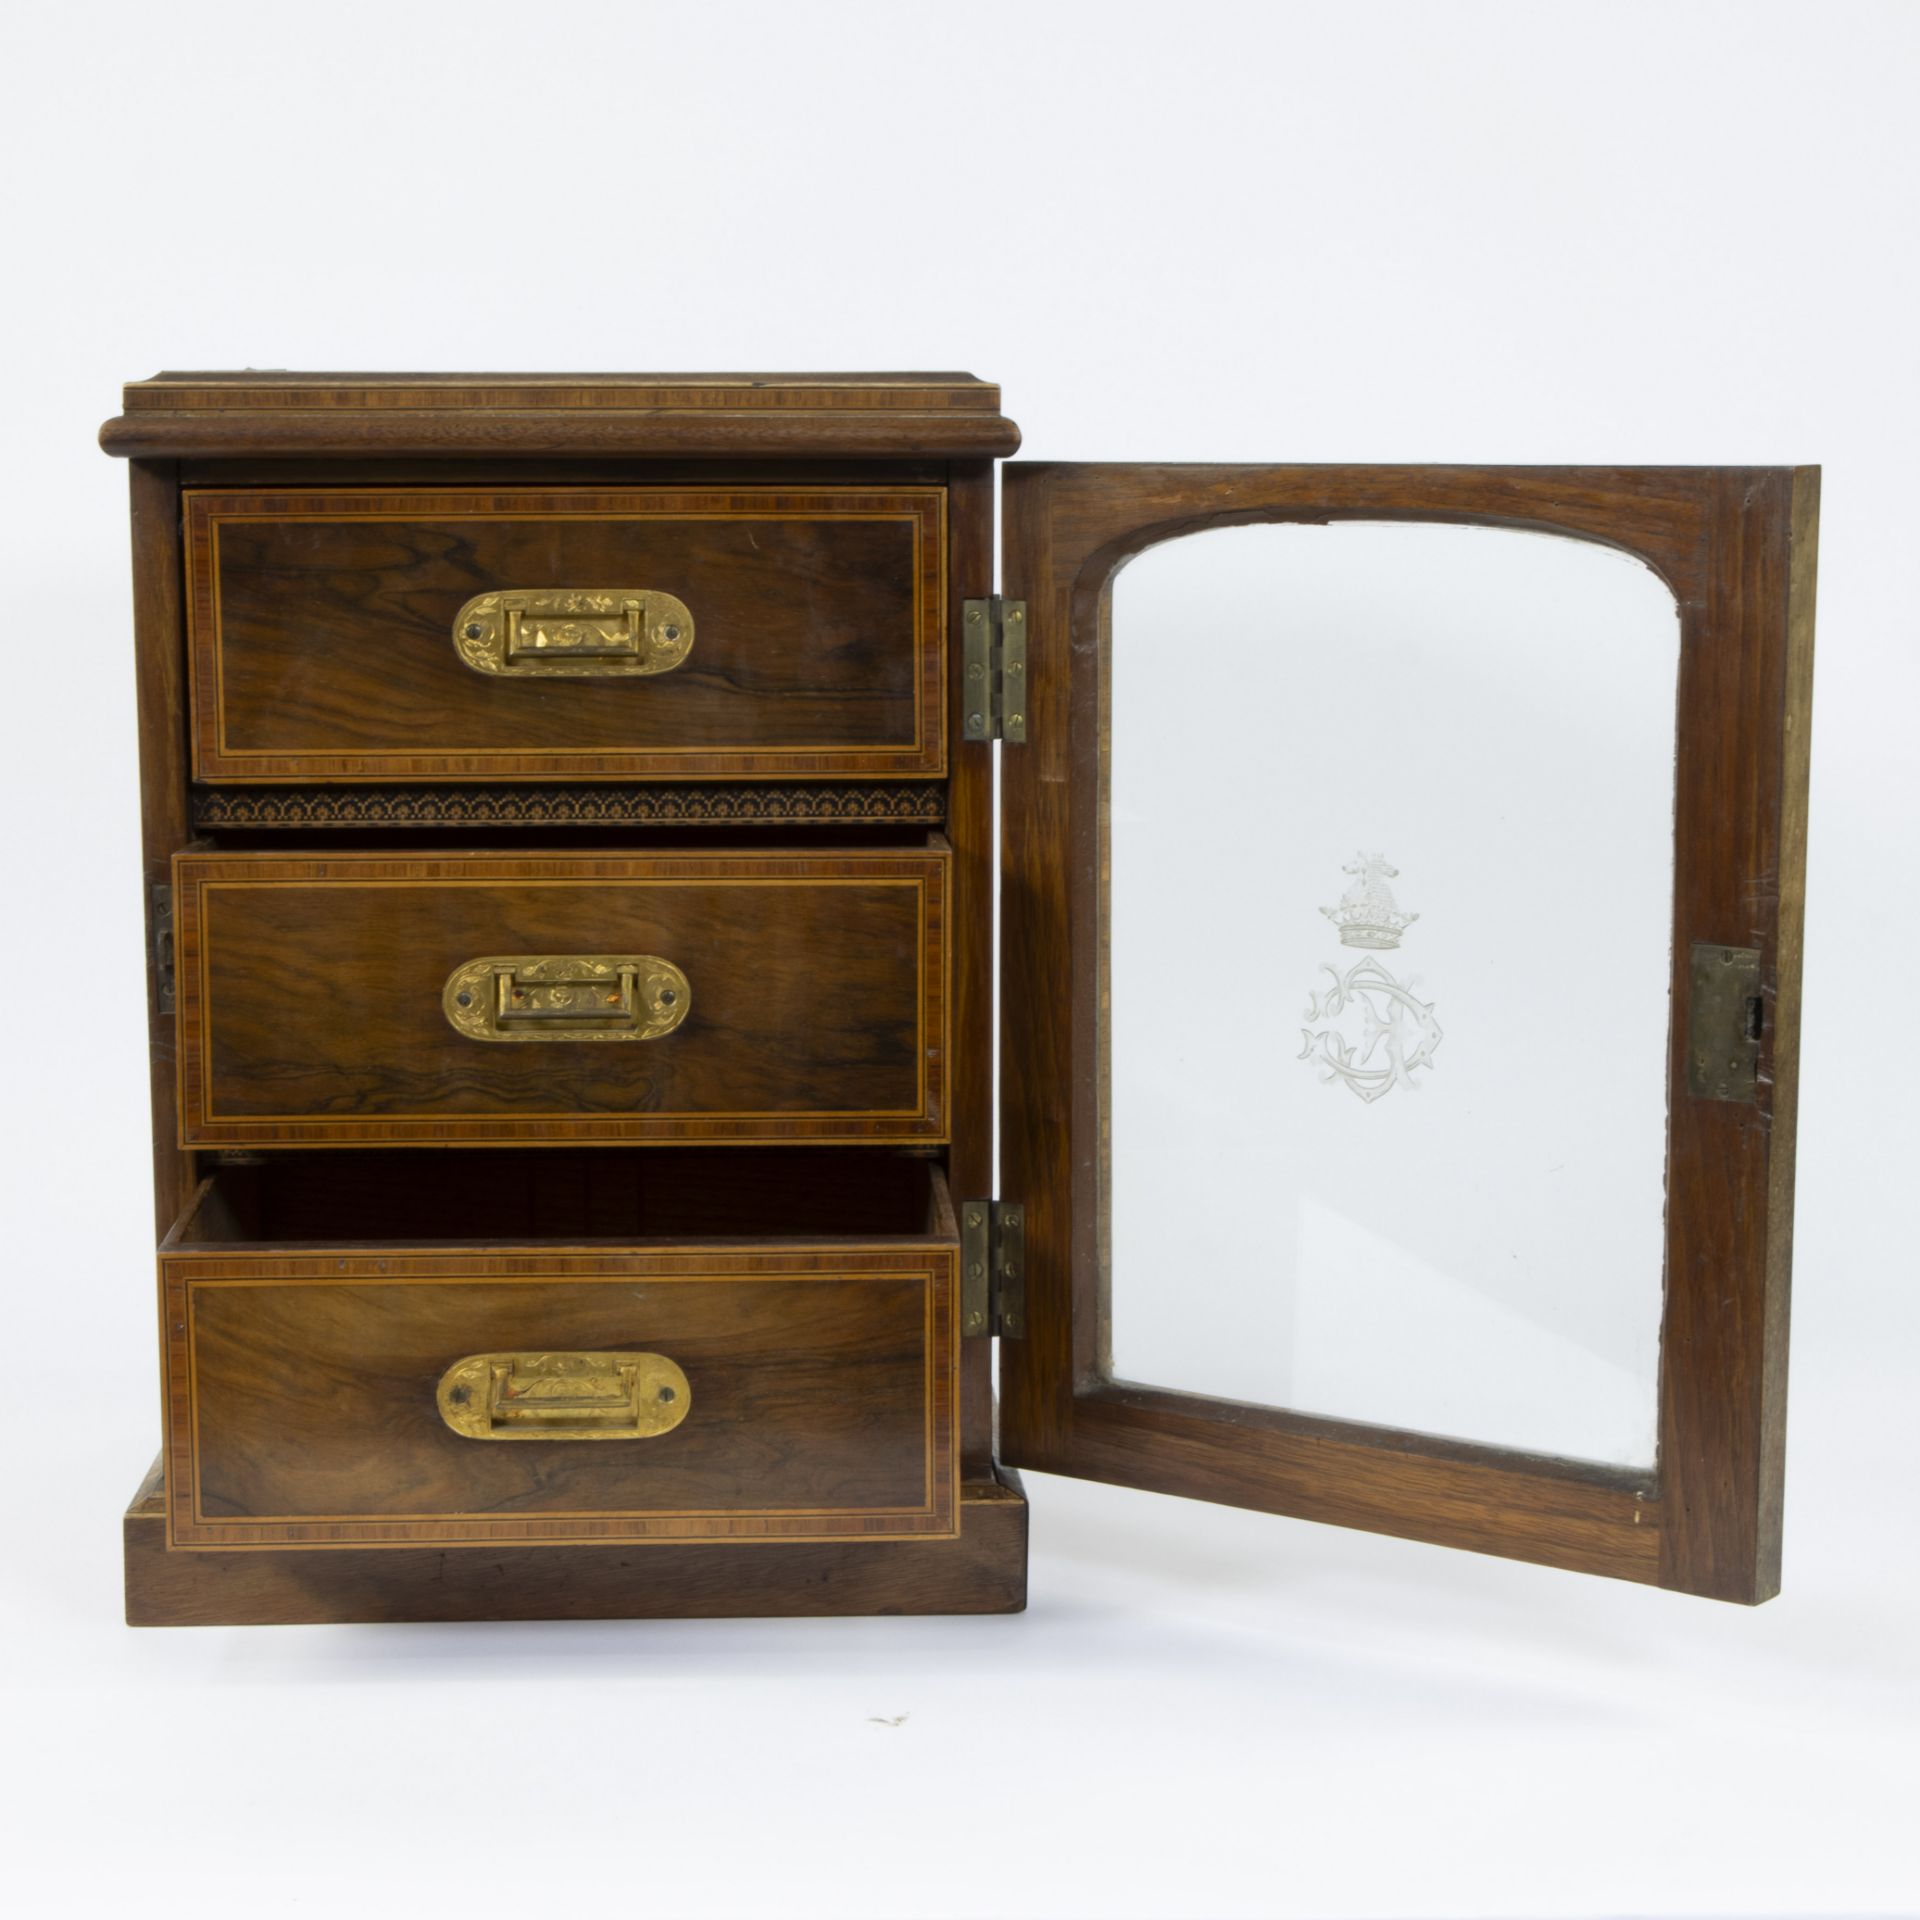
[1299,854,1443,1103]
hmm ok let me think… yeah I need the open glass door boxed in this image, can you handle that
[999,464,1816,1602]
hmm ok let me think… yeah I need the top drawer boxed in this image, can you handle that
[184,487,946,782]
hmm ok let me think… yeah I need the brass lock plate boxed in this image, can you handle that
[453,588,694,678]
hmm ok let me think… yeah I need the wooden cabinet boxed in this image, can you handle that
[105,374,1817,1623]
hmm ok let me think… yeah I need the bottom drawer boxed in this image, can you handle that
[160,1152,958,1550]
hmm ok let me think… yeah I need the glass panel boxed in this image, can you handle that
[1105,522,1679,1469]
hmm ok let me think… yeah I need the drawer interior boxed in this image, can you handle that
[170,1149,955,1248]
[160,1152,959,1550]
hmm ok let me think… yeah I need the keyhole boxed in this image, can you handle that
[1744,995,1764,1043]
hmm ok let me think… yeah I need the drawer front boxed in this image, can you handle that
[162,1246,958,1548]
[174,850,948,1146]
[185,487,946,781]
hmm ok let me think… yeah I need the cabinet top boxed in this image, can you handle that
[102,371,1019,460]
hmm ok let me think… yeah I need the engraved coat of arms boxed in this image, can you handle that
[1298,854,1443,1104]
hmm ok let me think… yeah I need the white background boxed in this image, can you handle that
[1109,523,1680,1466]
[3,3,1916,1916]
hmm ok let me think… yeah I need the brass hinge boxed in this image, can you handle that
[960,1199,1026,1338]
[961,597,1028,745]
[151,883,175,1015]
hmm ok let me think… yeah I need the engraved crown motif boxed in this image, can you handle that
[1320,852,1419,950]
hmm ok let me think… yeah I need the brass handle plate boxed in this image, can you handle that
[437,1351,691,1442]
[453,589,694,678]
[442,954,690,1043]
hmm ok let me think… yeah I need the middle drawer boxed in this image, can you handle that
[173,847,948,1147]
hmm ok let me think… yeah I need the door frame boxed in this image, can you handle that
[998,463,1818,1602]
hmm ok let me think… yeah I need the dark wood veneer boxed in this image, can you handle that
[129,460,195,1238]
[187,488,946,782]
[161,1157,961,1551]
[173,847,949,1147]
[166,1246,957,1550]
[126,1461,1028,1624]
[104,371,1023,461]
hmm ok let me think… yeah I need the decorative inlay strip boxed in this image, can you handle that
[193,784,946,830]
[124,373,1003,412]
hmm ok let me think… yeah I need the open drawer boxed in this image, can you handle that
[159,1152,959,1550]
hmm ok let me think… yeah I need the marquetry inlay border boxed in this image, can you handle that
[184,487,948,783]
[172,848,951,1148]
[161,1244,959,1550]
[193,783,946,831]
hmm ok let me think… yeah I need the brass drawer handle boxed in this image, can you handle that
[453,588,694,678]
[442,954,690,1043]
[437,1351,692,1442]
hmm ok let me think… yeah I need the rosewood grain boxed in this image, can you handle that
[129,460,195,1237]
[163,1240,958,1550]
[172,847,949,1148]
[186,488,947,782]
[122,371,1009,412]
[125,1460,1028,1625]
[101,371,1023,463]
[1655,468,1819,1602]
[947,460,998,1475]
[998,462,1817,1603]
